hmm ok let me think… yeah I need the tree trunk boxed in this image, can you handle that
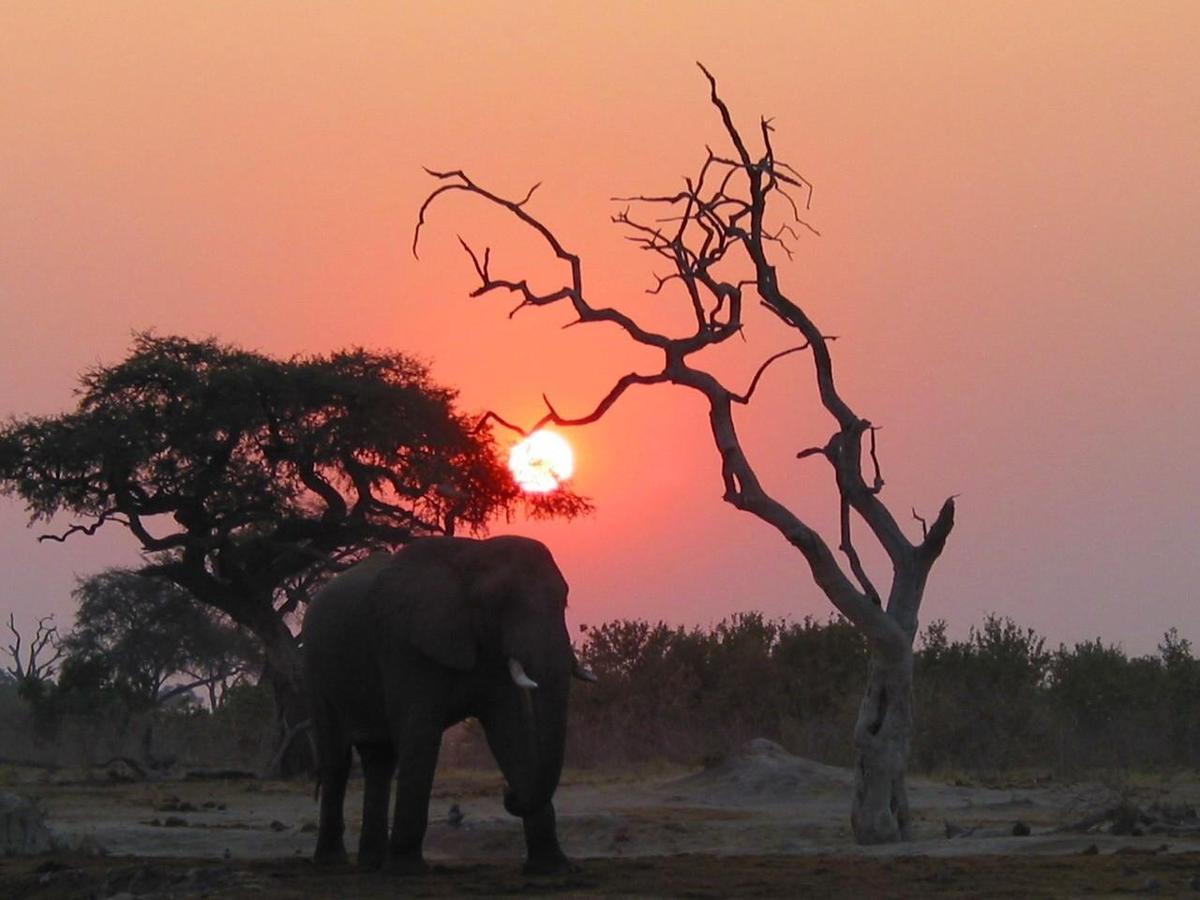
[146,568,317,777]
[251,614,313,778]
[850,646,914,843]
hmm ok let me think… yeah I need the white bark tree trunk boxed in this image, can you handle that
[851,649,914,843]
[417,70,958,845]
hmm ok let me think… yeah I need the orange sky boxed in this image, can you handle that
[2,2,1198,653]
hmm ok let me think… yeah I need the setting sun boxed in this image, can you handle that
[508,430,574,493]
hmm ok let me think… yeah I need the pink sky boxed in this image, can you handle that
[2,3,1197,653]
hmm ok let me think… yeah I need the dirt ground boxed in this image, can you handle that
[4,740,1200,898]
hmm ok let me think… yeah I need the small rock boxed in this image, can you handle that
[1012,821,1031,837]
[69,834,107,856]
[269,820,288,832]
[1081,843,1099,855]
[105,759,143,783]
[447,804,464,828]
[163,816,187,827]
[299,822,318,833]
[157,797,198,813]
[0,793,55,854]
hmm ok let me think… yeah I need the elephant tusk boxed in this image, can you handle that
[508,658,539,690]
[572,662,599,683]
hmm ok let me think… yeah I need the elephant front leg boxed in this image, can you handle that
[356,741,397,869]
[522,802,575,875]
[387,722,442,875]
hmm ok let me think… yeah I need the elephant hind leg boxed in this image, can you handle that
[356,740,397,870]
[313,740,352,866]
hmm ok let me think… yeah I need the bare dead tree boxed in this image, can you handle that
[4,612,64,690]
[415,65,956,844]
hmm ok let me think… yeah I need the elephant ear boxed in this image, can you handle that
[370,557,477,671]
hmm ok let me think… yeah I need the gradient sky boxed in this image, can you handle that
[2,2,1197,654]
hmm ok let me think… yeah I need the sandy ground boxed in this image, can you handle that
[4,740,1200,897]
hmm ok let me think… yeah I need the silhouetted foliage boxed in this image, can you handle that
[570,614,869,764]
[1158,629,1200,764]
[568,614,1200,775]
[1,610,1194,775]
[61,569,259,712]
[912,615,1051,771]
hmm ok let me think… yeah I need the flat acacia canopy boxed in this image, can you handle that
[0,332,587,630]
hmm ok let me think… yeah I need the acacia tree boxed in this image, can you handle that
[64,568,260,711]
[416,67,954,843]
[0,334,587,772]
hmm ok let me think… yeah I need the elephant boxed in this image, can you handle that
[301,535,595,875]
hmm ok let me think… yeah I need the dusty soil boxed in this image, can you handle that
[4,740,1200,898]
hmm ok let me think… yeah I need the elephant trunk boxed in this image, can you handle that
[500,679,567,818]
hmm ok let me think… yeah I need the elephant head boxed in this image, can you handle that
[367,535,591,816]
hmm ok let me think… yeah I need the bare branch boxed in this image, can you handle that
[611,190,692,205]
[5,613,22,679]
[696,62,753,168]
[478,372,671,441]
[826,421,910,568]
[776,160,815,208]
[867,426,885,494]
[536,372,671,430]
[5,613,62,682]
[475,410,531,439]
[413,172,469,258]
[457,236,489,283]
[917,497,957,564]
[730,344,811,404]
[37,510,127,543]
[911,508,929,540]
[841,498,881,605]
[647,272,683,295]
[419,168,677,350]
[516,181,542,207]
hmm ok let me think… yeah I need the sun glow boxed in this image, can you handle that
[508,430,575,493]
